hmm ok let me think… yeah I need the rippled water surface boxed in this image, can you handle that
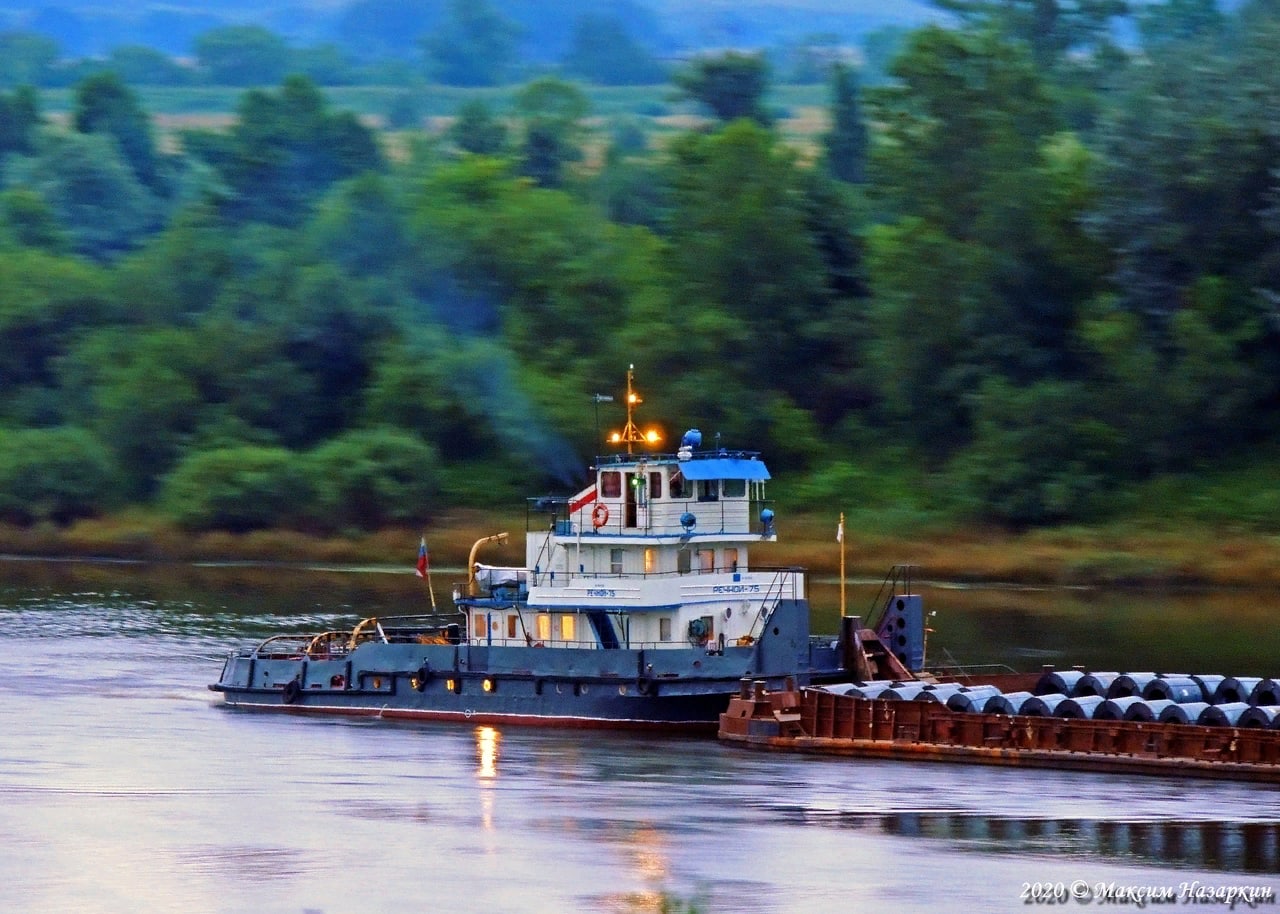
[1,560,1277,913]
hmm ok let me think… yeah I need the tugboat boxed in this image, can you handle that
[209,369,918,730]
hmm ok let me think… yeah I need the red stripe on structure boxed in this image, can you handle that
[568,487,597,514]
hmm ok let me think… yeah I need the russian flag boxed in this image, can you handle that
[415,537,428,578]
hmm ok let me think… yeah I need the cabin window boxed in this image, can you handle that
[659,617,672,642]
[724,548,739,572]
[610,548,624,574]
[600,471,622,498]
[696,480,719,502]
[536,614,551,642]
[677,548,691,574]
[507,615,518,639]
[670,470,690,499]
[644,547,657,574]
[560,614,576,643]
[699,549,715,573]
[722,478,746,498]
[649,471,663,499]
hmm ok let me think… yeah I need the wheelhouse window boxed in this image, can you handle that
[507,615,518,639]
[649,471,663,499]
[722,478,746,498]
[559,614,576,643]
[536,614,551,642]
[670,470,690,499]
[601,471,622,498]
[610,548,624,574]
[696,480,719,502]
[699,549,715,573]
[724,548,739,572]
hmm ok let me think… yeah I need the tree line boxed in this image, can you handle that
[1,0,1278,533]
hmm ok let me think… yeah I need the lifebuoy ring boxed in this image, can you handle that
[592,503,609,528]
[283,679,301,704]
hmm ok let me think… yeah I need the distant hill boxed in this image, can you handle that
[0,0,943,59]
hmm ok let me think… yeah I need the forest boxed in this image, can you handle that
[0,0,1278,540]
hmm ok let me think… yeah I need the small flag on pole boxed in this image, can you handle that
[836,517,844,543]
[415,537,428,578]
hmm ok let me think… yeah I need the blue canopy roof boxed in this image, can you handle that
[677,458,771,481]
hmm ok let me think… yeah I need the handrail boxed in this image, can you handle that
[747,567,803,641]
[867,563,918,630]
[529,563,801,587]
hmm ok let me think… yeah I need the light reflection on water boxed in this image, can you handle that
[0,560,1278,914]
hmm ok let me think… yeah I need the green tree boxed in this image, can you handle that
[0,249,113,386]
[673,52,772,125]
[448,99,508,155]
[191,76,384,225]
[930,0,1129,70]
[823,63,867,184]
[948,377,1118,525]
[656,120,862,461]
[4,130,160,259]
[161,444,311,531]
[306,172,410,278]
[58,328,203,498]
[865,26,1090,407]
[513,77,588,188]
[73,72,164,190]
[306,427,442,530]
[0,188,67,252]
[594,130,668,230]
[362,334,506,462]
[194,25,291,86]
[0,426,117,524]
[1080,6,1280,465]
[562,14,664,86]
[0,85,40,156]
[110,204,236,324]
[423,0,520,87]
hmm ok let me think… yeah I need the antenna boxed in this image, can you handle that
[608,364,661,454]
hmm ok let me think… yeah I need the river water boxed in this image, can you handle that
[1,559,1277,914]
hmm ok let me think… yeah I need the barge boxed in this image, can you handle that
[720,654,1280,782]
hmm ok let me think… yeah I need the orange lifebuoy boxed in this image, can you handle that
[592,503,609,528]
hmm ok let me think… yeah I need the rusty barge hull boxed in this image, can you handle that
[719,687,1280,783]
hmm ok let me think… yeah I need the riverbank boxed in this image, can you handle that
[2,511,1278,589]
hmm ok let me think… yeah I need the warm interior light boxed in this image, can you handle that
[483,678,494,692]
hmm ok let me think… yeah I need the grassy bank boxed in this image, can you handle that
[2,510,1278,589]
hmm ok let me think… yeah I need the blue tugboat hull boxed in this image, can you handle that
[211,598,837,732]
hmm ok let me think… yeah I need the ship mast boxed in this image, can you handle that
[609,364,660,454]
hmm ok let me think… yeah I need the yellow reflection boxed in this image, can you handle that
[628,824,670,883]
[475,725,500,780]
